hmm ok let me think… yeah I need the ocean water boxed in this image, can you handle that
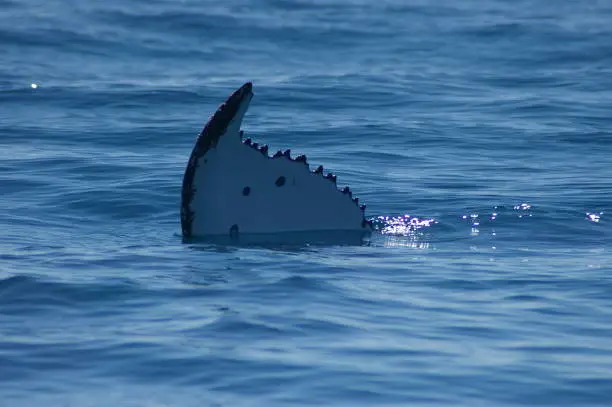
[1,0,611,405]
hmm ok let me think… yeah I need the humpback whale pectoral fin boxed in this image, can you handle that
[180,81,372,241]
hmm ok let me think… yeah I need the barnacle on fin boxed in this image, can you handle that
[283,149,291,158]
[273,150,283,158]
[260,144,268,155]
[314,165,323,174]
[295,155,308,164]
[244,138,252,146]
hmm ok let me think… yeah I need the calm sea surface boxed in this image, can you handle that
[1,0,611,406]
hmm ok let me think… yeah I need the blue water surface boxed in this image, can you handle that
[1,0,611,406]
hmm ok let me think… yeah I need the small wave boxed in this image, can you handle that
[183,312,287,338]
[0,0,16,7]
[0,26,118,56]
[0,275,143,315]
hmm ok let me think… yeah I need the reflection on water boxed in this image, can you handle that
[371,214,437,249]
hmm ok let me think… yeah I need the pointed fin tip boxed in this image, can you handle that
[235,82,253,97]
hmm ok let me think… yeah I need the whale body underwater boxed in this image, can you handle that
[180,82,373,242]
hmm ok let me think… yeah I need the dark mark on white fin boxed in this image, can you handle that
[180,82,373,239]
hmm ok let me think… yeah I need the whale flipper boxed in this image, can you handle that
[180,82,372,239]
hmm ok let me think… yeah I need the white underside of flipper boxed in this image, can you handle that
[181,82,372,239]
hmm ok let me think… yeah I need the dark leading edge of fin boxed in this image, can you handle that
[181,82,253,238]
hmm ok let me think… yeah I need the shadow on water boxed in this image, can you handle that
[182,229,372,252]
[180,214,440,251]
